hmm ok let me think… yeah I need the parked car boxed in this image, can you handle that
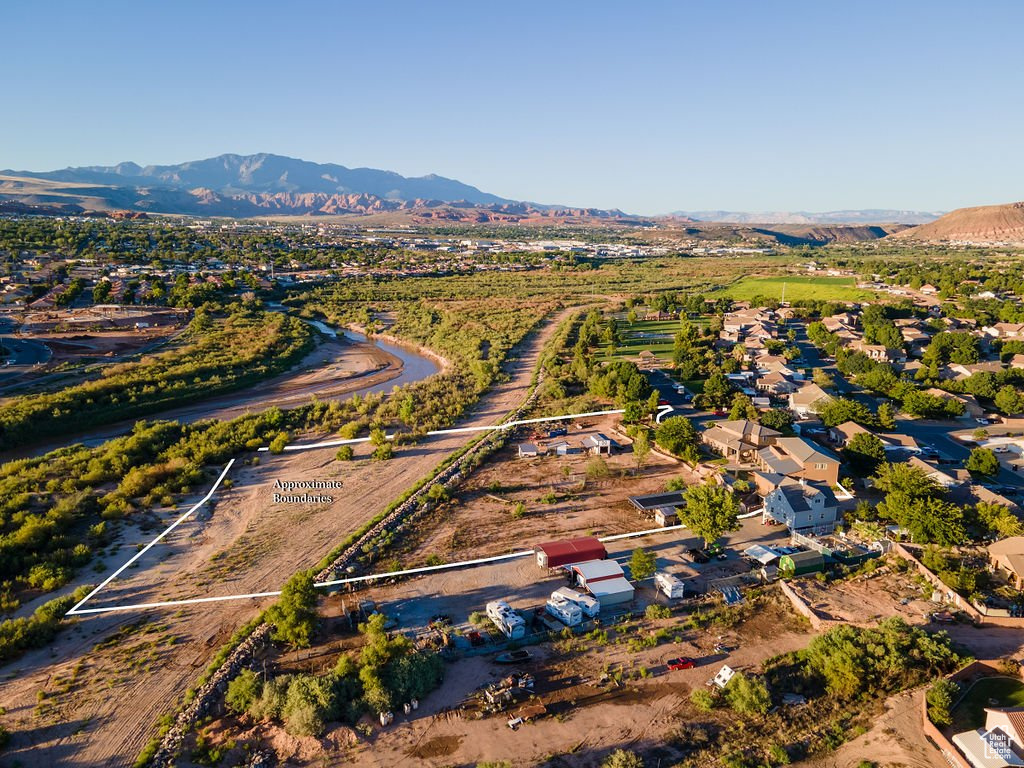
[667,657,697,671]
[494,649,533,664]
[976,418,991,425]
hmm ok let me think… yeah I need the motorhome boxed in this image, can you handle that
[486,600,527,639]
[551,586,601,618]
[545,595,583,627]
[655,571,687,599]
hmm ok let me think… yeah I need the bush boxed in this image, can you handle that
[724,672,771,715]
[335,445,354,461]
[225,668,262,714]
[268,431,290,454]
[926,678,959,728]
[602,750,644,768]
[266,570,318,649]
[690,687,717,711]
[645,604,671,620]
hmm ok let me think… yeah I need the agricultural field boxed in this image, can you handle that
[714,275,877,303]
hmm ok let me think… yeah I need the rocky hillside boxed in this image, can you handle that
[892,201,1024,243]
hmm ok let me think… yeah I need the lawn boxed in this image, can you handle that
[949,676,1024,733]
[713,275,877,303]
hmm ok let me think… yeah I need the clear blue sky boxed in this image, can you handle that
[5,1,1023,213]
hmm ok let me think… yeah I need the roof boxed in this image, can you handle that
[774,436,840,464]
[774,481,838,512]
[831,420,871,441]
[989,537,1024,557]
[586,576,635,598]
[535,537,607,561]
[790,382,833,407]
[629,491,686,511]
[782,550,825,566]
[573,559,625,580]
[743,544,780,565]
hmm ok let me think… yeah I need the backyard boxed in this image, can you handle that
[949,676,1024,733]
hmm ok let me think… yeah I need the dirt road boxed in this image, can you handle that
[0,309,567,767]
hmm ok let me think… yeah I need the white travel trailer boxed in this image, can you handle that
[486,600,527,639]
[545,595,583,627]
[551,586,601,618]
[655,571,687,600]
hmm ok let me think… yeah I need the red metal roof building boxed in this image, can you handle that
[534,537,608,569]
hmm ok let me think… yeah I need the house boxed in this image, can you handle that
[702,420,781,463]
[583,433,613,455]
[828,420,872,448]
[984,323,1024,339]
[1009,354,1024,370]
[763,480,839,533]
[920,283,938,295]
[952,707,1024,768]
[789,382,834,418]
[756,371,798,396]
[949,361,1006,379]
[906,456,964,489]
[518,443,539,458]
[849,340,905,363]
[654,507,679,527]
[755,437,841,486]
[924,388,986,418]
[987,537,1024,589]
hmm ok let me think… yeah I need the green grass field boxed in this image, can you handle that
[714,275,877,303]
[950,677,1024,733]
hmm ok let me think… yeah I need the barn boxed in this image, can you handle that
[534,537,608,569]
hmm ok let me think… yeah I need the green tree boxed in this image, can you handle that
[818,398,876,428]
[926,678,959,728]
[724,672,771,716]
[629,548,657,581]
[729,392,758,421]
[632,430,652,472]
[760,408,795,435]
[843,432,886,475]
[681,481,740,547]
[871,462,942,498]
[966,447,999,477]
[994,385,1024,416]
[655,415,700,463]
[877,401,896,429]
[267,570,319,649]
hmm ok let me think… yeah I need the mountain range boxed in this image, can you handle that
[0,153,633,223]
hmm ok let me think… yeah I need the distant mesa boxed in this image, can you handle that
[669,209,943,225]
[889,201,1024,244]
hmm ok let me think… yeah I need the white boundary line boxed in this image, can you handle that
[258,404,677,453]
[70,405,690,616]
[259,408,632,452]
[66,459,236,616]
[67,509,763,616]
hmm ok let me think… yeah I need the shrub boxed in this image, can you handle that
[335,445,354,461]
[645,604,671,620]
[690,688,717,711]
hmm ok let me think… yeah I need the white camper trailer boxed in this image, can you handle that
[486,600,527,639]
[545,595,583,627]
[551,586,601,618]
[655,571,687,600]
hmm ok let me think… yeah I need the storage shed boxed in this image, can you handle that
[571,559,625,589]
[587,576,635,607]
[778,550,825,578]
[534,537,608,569]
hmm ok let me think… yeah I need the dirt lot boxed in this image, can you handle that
[0,309,571,767]
[787,566,935,626]
[21,306,188,333]
[177,589,816,768]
